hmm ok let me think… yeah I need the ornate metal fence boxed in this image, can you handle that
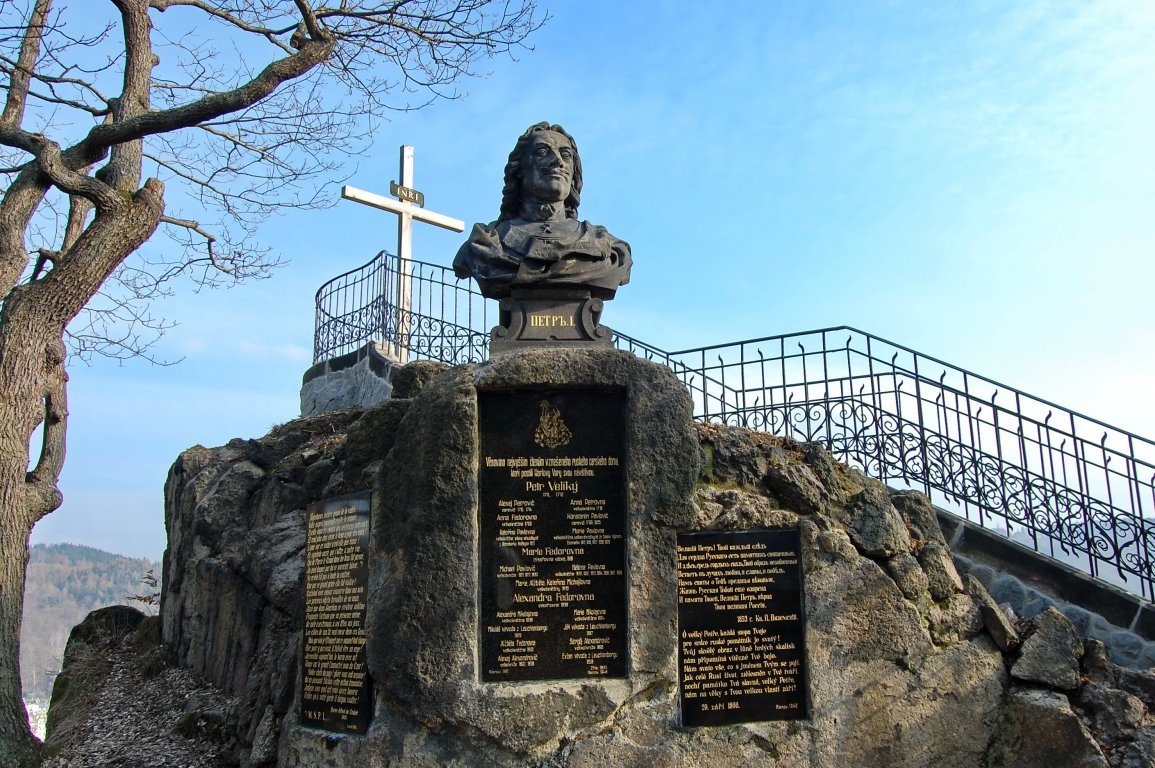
[315,251,489,365]
[314,253,1155,599]
[650,330,1155,599]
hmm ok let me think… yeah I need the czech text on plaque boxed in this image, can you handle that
[302,492,372,734]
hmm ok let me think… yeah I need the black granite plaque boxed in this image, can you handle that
[301,492,372,734]
[677,529,808,727]
[478,388,628,682]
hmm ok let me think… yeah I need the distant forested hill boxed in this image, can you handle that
[21,543,161,702]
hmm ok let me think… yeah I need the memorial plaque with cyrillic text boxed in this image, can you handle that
[677,529,808,726]
[478,388,628,682]
[301,492,372,734]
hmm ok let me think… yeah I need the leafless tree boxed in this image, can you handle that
[0,1,542,762]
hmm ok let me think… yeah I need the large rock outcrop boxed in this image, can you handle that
[157,360,450,766]
[43,606,232,768]
[48,353,1155,766]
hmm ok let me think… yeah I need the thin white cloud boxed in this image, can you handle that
[237,340,312,363]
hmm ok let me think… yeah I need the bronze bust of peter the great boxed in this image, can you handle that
[453,122,632,301]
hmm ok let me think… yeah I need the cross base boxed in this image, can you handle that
[489,289,613,356]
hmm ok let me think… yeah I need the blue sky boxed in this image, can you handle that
[29,0,1155,559]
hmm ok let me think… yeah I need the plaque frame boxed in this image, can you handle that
[476,386,630,683]
[301,491,374,735]
[676,527,809,727]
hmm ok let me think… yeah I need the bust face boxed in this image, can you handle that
[521,130,575,204]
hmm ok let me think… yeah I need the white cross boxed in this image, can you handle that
[342,145,465,364]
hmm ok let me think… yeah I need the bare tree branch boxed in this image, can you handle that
[0,0,50,125]
[0,4,545,753]
[64,278,180,364]
[23,85,109,115]
[97,0,154,193]
[0,54,114,113]
[74,28,336,167]
[158,213,214,246]
[151,0,297,50]
[60,176,93,250]
[36,138,119,207]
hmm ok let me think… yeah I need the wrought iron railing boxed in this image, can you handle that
[314,253,1155,600]
[314,251,489,365]
[652,330,1155,599]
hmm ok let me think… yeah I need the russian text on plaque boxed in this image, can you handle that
[677,528,808,727]
[478,388,628,682]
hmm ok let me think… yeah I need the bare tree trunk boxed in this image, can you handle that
[0,323,60,766]
[0,186,163,765]
[0,474,40,766]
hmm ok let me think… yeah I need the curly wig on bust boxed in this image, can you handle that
[497,122,583,222]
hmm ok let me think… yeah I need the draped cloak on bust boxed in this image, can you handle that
[453,216,632,300]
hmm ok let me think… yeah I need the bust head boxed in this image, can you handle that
[498,122,583,222]
[453,120,632,301]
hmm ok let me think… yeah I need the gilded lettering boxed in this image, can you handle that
[528,314,576,328]
[302,497,372,732]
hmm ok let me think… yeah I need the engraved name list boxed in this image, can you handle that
[478,389,628,682]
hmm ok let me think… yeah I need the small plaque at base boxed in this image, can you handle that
[489,289,613,355]
[301,492,373,734]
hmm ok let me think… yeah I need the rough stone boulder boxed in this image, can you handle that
[43,606,233,767]
[46,352,1155,767]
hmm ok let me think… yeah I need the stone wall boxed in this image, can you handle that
[299,343,398,416]
[149,353,1155,767]
[953,551,1155,669]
